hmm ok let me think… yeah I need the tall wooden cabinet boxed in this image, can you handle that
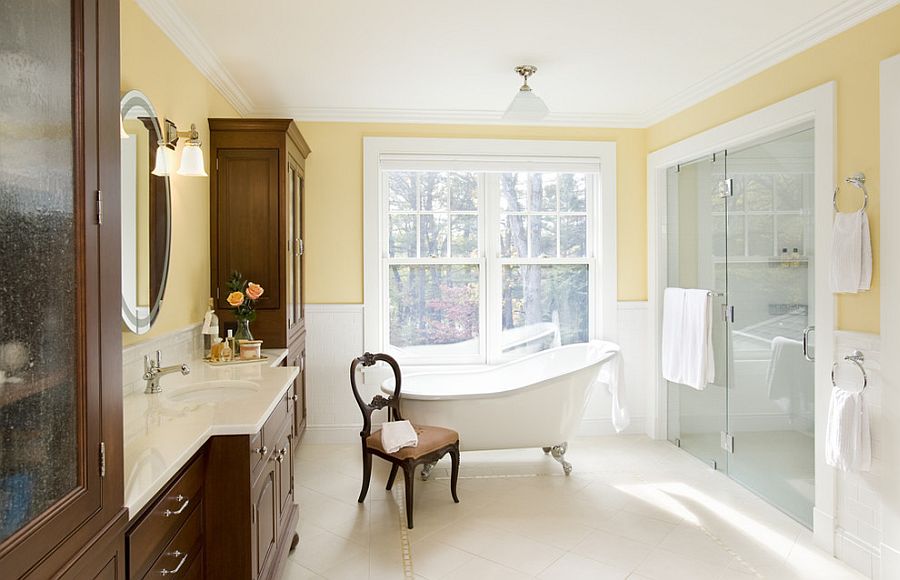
[208,119,309,347]
[0,0,126,577]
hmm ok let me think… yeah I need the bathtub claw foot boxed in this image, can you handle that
[420,461,437,481]
[542,446,552,454]
[550,442,572,476]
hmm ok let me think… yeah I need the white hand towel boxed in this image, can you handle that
[598,350,630,433]
[662,288,715,390]
[661,288,686,385]
[825,387,871,472]
[830,210,872,293]
[380,420,418,453]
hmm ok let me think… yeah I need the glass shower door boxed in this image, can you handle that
[666,151,729,471]
[725,128,816,527]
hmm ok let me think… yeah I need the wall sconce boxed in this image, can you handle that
[152,119,208,177]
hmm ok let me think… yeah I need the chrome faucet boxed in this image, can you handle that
[143,350,190,394]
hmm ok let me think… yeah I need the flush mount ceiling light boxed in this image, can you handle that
[503,65,550,121]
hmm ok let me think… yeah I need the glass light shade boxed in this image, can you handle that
[503,88,550,121]
[177,143,207,177]
[120,115,128,139]
[151,145,172,176]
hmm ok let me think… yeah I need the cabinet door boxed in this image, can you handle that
[286,166,296,330]
[276,428,293,520]
[251,465,278,579]
[215,149,280,310]
[293,169,304,327]
[288,342,307,439]
[0,0,105,573]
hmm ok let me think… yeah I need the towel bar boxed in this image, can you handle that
[833,173,869,212]
[831,350,867,391]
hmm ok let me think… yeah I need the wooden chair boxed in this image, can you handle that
[350,352,460,528]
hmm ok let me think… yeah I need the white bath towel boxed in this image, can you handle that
[598,350,630,433]
[766,336,813,400]
[662,288,715,390]
[825,387,871,472]
[381,420,418,453]
[830,210,872,293]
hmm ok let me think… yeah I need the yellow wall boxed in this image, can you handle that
[297,122,647,303]
[648,5,900,333]
[120,0,239,346]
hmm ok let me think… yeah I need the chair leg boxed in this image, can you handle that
[358,451,372,503]
[449,445,460,503]
[402,463,415,529]
[386,463,399,490]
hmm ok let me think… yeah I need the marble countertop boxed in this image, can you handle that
[123,348,297,518]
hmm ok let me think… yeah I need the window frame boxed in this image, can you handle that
[364,138,617,366]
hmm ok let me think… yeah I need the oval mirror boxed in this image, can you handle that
[120,90,170,334]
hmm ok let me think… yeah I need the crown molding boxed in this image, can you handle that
[134,0,254,116]
[640,0,900,125]
[137,0,898,128]
[251,106,646,128]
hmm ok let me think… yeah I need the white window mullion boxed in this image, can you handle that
[484,173,502,365]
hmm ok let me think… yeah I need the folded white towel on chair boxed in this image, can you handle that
[825,387,871,472]
[381,420,419,453]
[830,210,872,293]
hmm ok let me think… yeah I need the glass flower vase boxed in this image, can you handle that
[234,318,253,342]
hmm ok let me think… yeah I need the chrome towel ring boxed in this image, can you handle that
[833,172,869,212]
[831,350,867,391]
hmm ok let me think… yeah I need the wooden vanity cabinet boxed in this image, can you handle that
[208,119,310,349]
[0,0,126,577]
[205,389,299,580]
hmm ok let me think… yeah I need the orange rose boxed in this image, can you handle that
[226,291,244,307]
[246,282,264,301]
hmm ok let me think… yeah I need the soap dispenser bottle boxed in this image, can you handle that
[202,297,220,354]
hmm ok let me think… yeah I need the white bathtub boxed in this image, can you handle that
[380,340,623,474]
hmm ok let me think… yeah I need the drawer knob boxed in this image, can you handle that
[163,495,190,517]
[158,550,190,576]
[255,446,268,455]
[274,447,288,462]
[290,394,298,402]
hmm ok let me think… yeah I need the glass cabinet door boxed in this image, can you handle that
[287,167,296,329]
[0,0,102,553]
[293,170,303,327]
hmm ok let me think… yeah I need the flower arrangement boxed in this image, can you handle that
[226,271,264,339]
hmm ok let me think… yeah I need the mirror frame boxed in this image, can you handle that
[120,89,171,334]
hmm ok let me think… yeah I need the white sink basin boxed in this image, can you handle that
[166,380,260,404]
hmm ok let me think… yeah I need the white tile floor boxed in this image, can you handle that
[280,435,865,580]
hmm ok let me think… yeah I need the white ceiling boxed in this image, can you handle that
[137,0,898,127]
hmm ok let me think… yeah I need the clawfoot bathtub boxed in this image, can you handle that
[380,341,623,476]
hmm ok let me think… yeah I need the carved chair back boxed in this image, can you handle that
[349,352,404,440]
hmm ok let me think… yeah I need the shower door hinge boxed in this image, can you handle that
[720,431,734,454]
[99,442,106,477]
[722,305,734,323]
[674,438,682,448]
[718,178,734,198]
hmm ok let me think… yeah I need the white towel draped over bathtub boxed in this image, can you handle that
[662,288,715,390]
[830,210,872,293]
[825,387,871,472]
[598,350,629,433]
[381,419,419,453]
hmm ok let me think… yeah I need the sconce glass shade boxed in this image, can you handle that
[120,115,129,139]
[151,145,172,176]
[503,88,550,121]
[177,143,207,177]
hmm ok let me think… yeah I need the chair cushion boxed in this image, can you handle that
[367,424,458,460]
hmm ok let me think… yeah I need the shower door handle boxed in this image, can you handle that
[802,326,815,362]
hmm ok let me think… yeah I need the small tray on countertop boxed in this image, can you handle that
[203,355,270,366]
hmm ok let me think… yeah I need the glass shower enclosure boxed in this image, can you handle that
[665,125,816,527]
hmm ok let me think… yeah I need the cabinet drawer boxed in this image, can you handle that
[262,389,292,453]
[128,453,205,579]
[142,501,203,579]
[250,429,265,480]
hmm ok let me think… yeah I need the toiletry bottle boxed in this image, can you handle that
[781,247,788,267]
[202,297,220,354]
[792,247,800,266]
[222,329,234,362]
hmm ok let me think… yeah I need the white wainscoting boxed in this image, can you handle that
[304,302,650,444]
[833,331,884,579]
